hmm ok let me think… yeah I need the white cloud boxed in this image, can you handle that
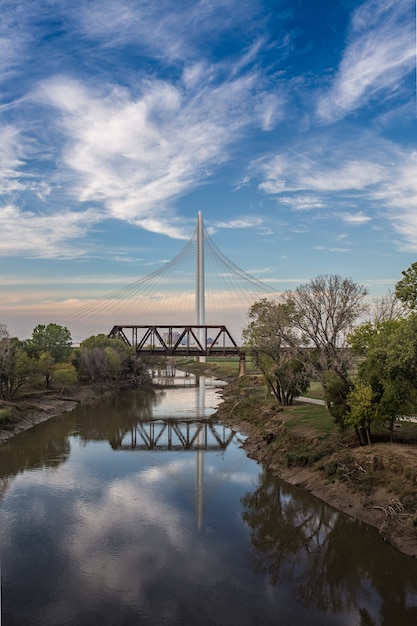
[212,217,263,229]
[255,93,286,131]
[340,212,371,224]
[256,132,417,250]
[279,195,325,211]
[0,125,26,193]
[0,204,100,258]
[257,144,387,195]
[77,0,259,63]
[33,70,261,238]
[317,0,415,121]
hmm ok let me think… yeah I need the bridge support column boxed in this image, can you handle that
[238,355,246,377]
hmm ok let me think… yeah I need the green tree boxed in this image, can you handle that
[37,351,55,387]
[243,298,310,405]
[74,334,149,388]
[0,337,34,399]
[53,362,78,386]
[348,316,417,443]
[395,261,417,310]
[346,380,376,446]
[24,323,72,362]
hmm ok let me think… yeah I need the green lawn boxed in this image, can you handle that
[284,403,337,435]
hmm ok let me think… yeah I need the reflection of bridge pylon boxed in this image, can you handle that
[196,376,205,528]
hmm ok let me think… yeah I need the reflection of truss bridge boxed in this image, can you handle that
[111,419,237,451]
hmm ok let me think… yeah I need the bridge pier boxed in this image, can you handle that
[238,355,246,377]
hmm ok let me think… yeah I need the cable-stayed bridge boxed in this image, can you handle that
[63,212,277,349]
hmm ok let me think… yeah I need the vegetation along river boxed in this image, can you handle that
[1,370,417,625]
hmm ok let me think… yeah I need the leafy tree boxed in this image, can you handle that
[346,380,375,446]
[348,316,417,443]
[322,370,351,428]
[53,362,78,386]
[395,261,417,310]
[243,298,310,405]
[37,351,56,387]
[75,334,149,388]
[0,337,34,399]
[24,323,72,362]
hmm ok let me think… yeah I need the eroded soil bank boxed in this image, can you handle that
[214,376,417,559]
[0,386,110,445]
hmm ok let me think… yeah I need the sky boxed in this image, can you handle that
[0,0,416,340]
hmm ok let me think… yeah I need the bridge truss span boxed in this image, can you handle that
[108,324,245,358]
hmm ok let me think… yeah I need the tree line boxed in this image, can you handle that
[0,324,150,399]
[242,263,417,446]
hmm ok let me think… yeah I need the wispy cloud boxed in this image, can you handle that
[279,195,325,211]
[340,212,371,224]
[0,204,99,258]
[0,125,26,193]
[316,0,415,121]
[255,129,417,249]
[76,0,261,63]
[33,67,267,239]
[211,217,263,229]
[258,149,386,194]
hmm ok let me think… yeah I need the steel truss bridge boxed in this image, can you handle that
[110,419,238,451]
[108,324,245,359]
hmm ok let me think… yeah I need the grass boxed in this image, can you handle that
[303,380,325,400]
[174,356,260,381]
[284,403,338,435]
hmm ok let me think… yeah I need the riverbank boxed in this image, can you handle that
[0,385,112,445]
[212,373,417,558]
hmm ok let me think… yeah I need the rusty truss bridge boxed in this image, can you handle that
[108,324,243,357]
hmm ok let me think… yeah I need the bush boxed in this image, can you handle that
[0,407,20,428]
[53,363,78,386]
[285,445,321,467]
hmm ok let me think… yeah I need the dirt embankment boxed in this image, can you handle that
[0,386,109,445]
[214,380,417,559]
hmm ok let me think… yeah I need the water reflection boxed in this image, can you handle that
[1,373,417,625]
[0,373,231,487]
[242,470,417,624]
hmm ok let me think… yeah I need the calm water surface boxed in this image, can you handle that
[1,371,417,625]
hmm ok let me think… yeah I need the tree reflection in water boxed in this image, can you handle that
[241,470,417,624]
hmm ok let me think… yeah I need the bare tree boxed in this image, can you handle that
[283,275,369,387]
[372,290,406,323]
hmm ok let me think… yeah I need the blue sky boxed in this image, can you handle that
[0,0,416,339]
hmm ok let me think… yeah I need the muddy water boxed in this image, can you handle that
[1,372,417,625]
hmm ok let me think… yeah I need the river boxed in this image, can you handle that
[1,371,417,625]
